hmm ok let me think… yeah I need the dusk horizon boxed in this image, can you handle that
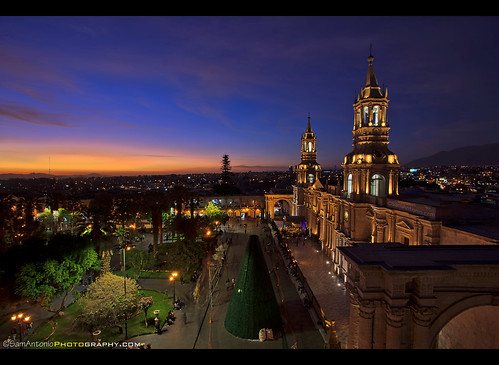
[2,16,498,176]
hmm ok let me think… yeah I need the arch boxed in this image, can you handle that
[373,105,379,126]
[370,174,386,197]
[347,174,353,197]
[363,106,369,125]
[339,244,499,349]
[264,194,293,220]
[430,293,499,348]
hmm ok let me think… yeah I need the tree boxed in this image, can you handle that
[140,190,170,258]
[169,184,190,217]
[138,296,153,328]
[127,249,154,280]
[220,154,232,185]
[0,194,15,253]
[114,192,139,229]
[14,234,100,316]
[80,193,115,277]
[74,272,140,335]
[214,154,241,195]
[61,193,84,235]
[205,202,229,224]
[82,192,114,242]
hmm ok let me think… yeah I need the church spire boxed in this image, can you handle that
[296,114,321,187]
[343,51,399,200]
[306,112,312,133]
[362,46,383,99]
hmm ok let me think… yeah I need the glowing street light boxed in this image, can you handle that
[11,312,31,347]
[170,271,178,305]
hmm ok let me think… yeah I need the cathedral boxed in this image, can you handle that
[290,52,498,278]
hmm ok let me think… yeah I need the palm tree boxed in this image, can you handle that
[140,190,170,258]
[113,192,139,229]
[170,184,190,217]
[61,193,83,235]
[44,191,64,234]
[80,193,115,276]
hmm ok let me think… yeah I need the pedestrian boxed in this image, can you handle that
[26,321,32,337]
[155,316,161,334]
[10,327,16,341]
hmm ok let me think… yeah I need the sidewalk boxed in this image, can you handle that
[131,218,327,349]
[1,218,347,350]
[286,235,351,347]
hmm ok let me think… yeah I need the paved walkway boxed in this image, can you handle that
[131,218,329,349]
[1,217,351,350]
[287,235,351,347]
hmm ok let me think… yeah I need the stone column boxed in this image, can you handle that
[372,303,386,349]
[357,300,376,349]
[411,304,436,349]
[346,289,360,349]
[385,305,405,349]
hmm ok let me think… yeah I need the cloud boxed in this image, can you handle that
[0,103,74,128]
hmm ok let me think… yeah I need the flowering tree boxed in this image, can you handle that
[74,273,140,335]
[139,296,153,327]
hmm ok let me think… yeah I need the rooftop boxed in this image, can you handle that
[339,243,499,271]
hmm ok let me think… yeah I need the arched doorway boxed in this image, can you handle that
[264,194,293,220]
[273,199,291,219]
[435,304,499,348]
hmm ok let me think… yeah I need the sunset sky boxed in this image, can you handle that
[1,16,498,176]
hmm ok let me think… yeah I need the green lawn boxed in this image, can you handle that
[27,289,172,347]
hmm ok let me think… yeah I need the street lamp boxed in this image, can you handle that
[169,272,178,305]
[11,312,30,347]
[114,241,135,339]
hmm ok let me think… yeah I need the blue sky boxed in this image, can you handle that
[1,16,498,175]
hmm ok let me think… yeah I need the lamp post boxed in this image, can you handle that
[169,272,178,305]
[11,312,30,348]
[115,240,135,339]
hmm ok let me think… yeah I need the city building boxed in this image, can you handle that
[288,52,498,280]
[266,51,499,349]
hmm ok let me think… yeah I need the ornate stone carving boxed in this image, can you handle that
[410,303,437,327]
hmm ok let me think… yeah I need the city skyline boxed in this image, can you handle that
[1,16,498,176]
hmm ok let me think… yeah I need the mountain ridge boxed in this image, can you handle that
[405,142,499,168]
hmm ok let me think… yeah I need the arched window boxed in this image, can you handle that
[307,173,314,184]
[373,106,379,126]
[370,174,386,197]
[363,106,369,125]
[347,174,353,197]
[308,141,313,152]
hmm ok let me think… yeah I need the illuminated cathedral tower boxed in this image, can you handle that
[342,50,399,200]
[296,114,322,186]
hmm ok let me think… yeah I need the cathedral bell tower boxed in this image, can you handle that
[296,114,321,186]
[342,50,399,200]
